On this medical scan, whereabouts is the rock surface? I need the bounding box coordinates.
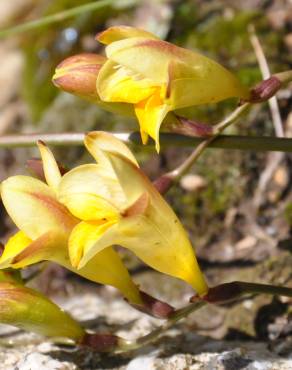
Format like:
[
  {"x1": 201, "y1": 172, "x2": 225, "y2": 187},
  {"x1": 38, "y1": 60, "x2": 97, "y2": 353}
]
[{"x1": 0, "y1": 283, "x2": 291, "y2": 370}]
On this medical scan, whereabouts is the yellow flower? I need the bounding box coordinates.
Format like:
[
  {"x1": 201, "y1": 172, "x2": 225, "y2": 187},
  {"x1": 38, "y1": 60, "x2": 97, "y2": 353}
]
[
  {"x1": 97, "y1": 26, "x2": 249, "y2": 151},
  {"x1": 53, "y1": 26, "x2": 249, "y2": 152},
  {"x1": 57, "y1": 131, "x2": 208, "y2": 296},
  {"x1": 0, "y1": 142, "x2": 141, "y2": 304}
]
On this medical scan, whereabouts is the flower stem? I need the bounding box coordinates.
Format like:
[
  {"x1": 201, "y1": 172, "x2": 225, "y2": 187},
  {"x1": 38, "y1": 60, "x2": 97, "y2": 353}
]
[
  {"x1": 93, "y1": 281, "x2": 292, "y2": 353},
  {"x1": 166, "y1": 103, "x2": 250, "y2": 181},
  {"x1": 201, "y1": 281, "x2": 292, "y2": 304},
  {"x1": 1, "y1": 132, "x2": 292, "y2": 152},
  {"x1": 0, "y1": 0, "x2": 117, "y2": 39},
  {"x1": 275, "y1": 70, "x2": 292, "y2": 84},
  {"x1": 115, "y1": 300, "x2": 207, "y2": 353},
  {"x1": 160, "y1": 68, "x2": 292, "y2": 188},
  {"x1": 120, "y1": 282, "x2": 292, "y2": 353}
]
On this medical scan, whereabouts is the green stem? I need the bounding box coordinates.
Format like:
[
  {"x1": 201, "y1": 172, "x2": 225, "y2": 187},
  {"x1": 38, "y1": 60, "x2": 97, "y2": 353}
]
[
  {"x1": 1, "y1": 132, "x2": 292, "y2": 152},
  {"x1": 275, "y1": 70, "x2": 292, "y2": 84},
  {"x1": 0, "y1": 132, "x2": 85, "y2": 147},
  {"x1": 113, "y1": 281, "x2": 292, "y2": 353},
  {"x1": 213, "y1": 103, "x2": 250, "y2": 133},
  {"x1": 202, "y1": 281, "x2": 292, "y2": 304},
  {"x1": 116, "y1": 300, "x2": 207, "y2": 353},
  {"x1": 163, "y1": 68, "x2": 292, "y2": 184},
  {"x1": 166, "y1": 103, "x2": 250, "y2": 180},
  {"x1": 240, "y1": 282, "x2": 292, "y2": 297},
  {"x1": 0, "y1": 0, "x2": 117, "y2": 38}
]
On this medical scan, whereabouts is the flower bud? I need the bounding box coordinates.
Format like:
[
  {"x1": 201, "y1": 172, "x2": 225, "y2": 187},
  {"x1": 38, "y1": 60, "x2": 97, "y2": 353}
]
[
  {"x1": 248, "y1": 76, "x2": 282, "y2": 103},
  {"x1": 53, "y1": 53, "x2": 135, "y2": 117},
  {"x1": 0, "y1": 282, "x2": 84, "y2": 339},
  {"x1": 52, "y1": 53, "x2": 106, "y2": 101}
]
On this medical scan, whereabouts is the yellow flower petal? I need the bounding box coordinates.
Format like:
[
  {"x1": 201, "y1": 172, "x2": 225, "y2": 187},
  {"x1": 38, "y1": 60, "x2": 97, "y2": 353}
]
[
  {"x1": 97, "y1": 60, "x2": 157, "y2": 104},
  {"x1": 11, "y1": 231, "x2": 68, "y2": 269},
  {"x1": 9, "y1": 228, "x2": 141, "y2": 304},
  {"x1": 1, "y1": 176, "x2": 77, "y2": 240},
  {"x1": 79, "y1": 213, "x2": 208, "y2": 296},
  {"x1": 135, "y1": 92, "x2": 170, "y2": 152},
  {"x1": 85, "y1": 131, "x2": 138, "y2": 167},
  {"x1": 68, "y1": 220, "x2": 116, "y2": 268},
  {"x1": 97, "y1": 25, "x2": 159, "y2": 45},
  {"x1": 37, "y1": 141, "x2": 62, "y2": 193},
  {"x1": 79, "y1": 247, "x2": 142, "y2": 304},
  {"x1": 58, "y1": 164, "x2": 126, "y2": 214},
  {"x1": 166, "y1": 59, "x2": 249, "y2": 109},
  {"x1": 68, "y1": 220, "x2": 141, "y2": 303},
  {"x1": 104, "y1": 37, "x2": 249, "y2": 101},
  {"x1": 104, "y1": 37, "x2": 170, "y2": 84},
  {"x1": 108, "y1": 152, "x2": 208, "y2": 295},
  {"x1": 0, "y1": 231, "x2": 32, "y2": 269},
  {"x1": 60, "y1": 192, "x2": 120, "y2": 222},
  {"x1": 79, "y1": 151, "x2": 208, "y2": 296}
]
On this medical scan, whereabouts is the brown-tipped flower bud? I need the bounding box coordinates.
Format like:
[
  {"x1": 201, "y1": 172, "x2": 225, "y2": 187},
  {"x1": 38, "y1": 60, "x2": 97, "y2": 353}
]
[
  {"x1": 248, "y1": 76, "x2": 282, "y2": 103},
  {"x1": 52, "y1": 53, "x2": 106, "y2": 101}
]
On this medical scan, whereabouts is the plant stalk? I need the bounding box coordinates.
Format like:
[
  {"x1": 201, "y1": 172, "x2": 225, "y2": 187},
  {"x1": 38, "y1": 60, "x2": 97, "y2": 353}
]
[
  {"x1": 113, "y1": 281, "x2": 292, "y2": 353},
  {"x1": 115, "y1": 300, "x2": 207, "y2": 352},
  {"x1": 166, "y1": 103, "x2": 250, "y2": 181},
  {"x1": 0, "y1": 0, "x2": 117, "y2": 38},
  {"x1": 1, "y1": 132, "x2": 292, "y2": 152}
]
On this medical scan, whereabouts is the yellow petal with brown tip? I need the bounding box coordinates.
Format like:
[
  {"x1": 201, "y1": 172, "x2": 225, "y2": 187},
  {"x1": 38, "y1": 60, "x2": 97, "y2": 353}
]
[
  {"x1": 37, "y1": 141, "x2": 62, "y2": 192},
  {"x1": 1, "y1": 176, "x2": 77, "y2": 240},
  {"x1": 8, "y1": 229, "x2": 141, "y2": 304},
  {"x1": 85, "y1": 131, "x2": 138, "y2": 167}
]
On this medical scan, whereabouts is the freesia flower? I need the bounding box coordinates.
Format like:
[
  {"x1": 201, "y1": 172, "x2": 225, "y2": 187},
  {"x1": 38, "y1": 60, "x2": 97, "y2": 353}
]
[
  {"x1": 0, "y1": 142, "x2": 141, "y2": 304},
  {"x1": 56, "y1": 131, "x2": 208, "y2": 296},
  {"x1": 53, "y1": 26, "x2": 249, "y2": 151}
]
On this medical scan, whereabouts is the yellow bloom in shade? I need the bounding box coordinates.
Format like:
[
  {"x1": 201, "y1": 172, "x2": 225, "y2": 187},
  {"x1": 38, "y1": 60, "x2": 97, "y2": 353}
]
[
  {"x1": 96, "y1": 26, "x2": 249, "y2": 151},
  {"x1": 0, "y1": 142, "x2": 141, "y2": 304},
  {"x1": 57, "y1": 131, "x2": 208, "y2": 296}
]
